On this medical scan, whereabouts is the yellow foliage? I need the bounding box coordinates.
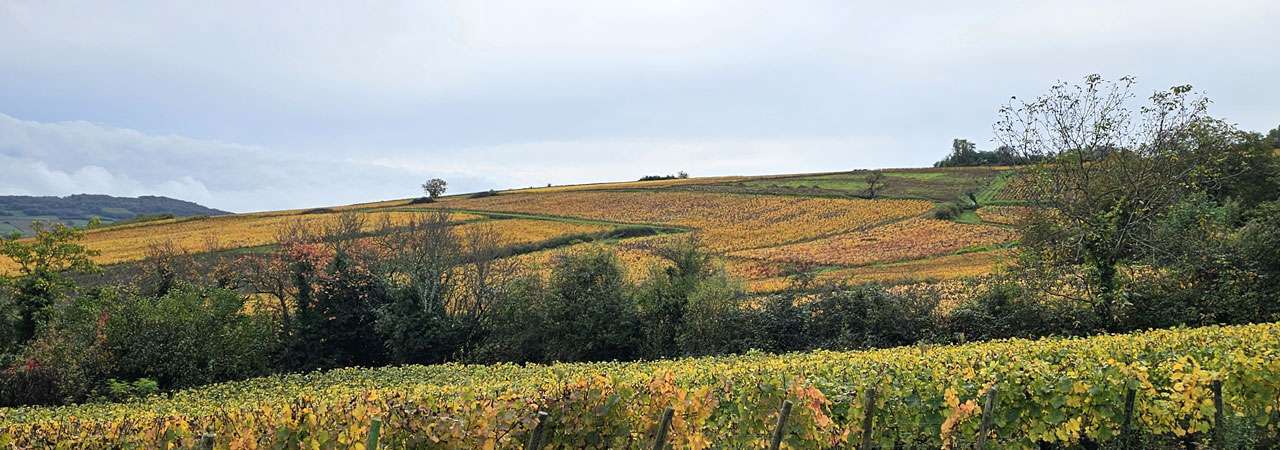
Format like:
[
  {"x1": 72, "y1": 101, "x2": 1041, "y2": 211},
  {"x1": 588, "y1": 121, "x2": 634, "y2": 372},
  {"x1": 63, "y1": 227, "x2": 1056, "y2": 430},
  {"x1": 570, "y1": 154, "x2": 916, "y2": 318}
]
[
  {"x1": 3, "y1": 323, "x2": 1276, "y2": 449},
  {"x1": 733, "y1": 218, "x2": 1014, "y2": 267},
  {"x1": 432, "y1": 191, "x2": 932, "y2": 252}
]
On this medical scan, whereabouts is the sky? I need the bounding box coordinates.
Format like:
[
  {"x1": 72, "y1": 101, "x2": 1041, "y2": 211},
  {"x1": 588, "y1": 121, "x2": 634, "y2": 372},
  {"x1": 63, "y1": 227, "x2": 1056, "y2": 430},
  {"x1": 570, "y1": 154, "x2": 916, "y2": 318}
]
[{"x1": 2, "y1": 1, "x2": 1278, "y2": 213}]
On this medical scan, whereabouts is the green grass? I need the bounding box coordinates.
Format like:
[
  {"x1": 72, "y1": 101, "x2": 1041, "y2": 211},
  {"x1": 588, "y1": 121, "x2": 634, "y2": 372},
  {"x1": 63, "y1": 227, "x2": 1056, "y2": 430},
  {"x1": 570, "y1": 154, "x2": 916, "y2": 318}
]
[
  {"x1": 730, "y1": 167, "x2": 1007, "y2": 202},
  {"x1": 954, "y1": 210, "x2": 982, "y2": 224}
]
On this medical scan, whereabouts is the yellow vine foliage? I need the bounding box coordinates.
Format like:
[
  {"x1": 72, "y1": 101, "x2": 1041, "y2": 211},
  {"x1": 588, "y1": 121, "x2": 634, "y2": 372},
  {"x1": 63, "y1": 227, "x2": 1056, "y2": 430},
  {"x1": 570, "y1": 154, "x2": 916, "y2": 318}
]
[
  {"x1": 431, "y1": 191, "x2": 933, "y2": 252},
  {"x1": 472, "y1": 219, "x2": 614, "y2": 247},
  {"x1": 1, "y1": 211, "x2": 480, "y2": 272},
  {"x1": 2, "y1": 323, "x2": 1277, "y2": 449},
  {"x1": 975, "y1": 206, "x2": 1034, "y2": 226},
  {"x1": 732, "y1": 218, "x2": 1014, "y2": 267},
  {"x1": 505, "y1": 241, "x2": 669, "y2": 284}
]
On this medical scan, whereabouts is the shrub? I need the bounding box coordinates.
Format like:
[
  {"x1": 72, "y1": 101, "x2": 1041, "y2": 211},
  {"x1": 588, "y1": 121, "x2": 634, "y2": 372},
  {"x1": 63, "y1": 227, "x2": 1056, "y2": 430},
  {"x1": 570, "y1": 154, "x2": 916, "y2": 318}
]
[
  {"x1": 930, "y1": 202, "x2": 963, "y2": 220},
  {"x1": 468, "y1": 190, "x2": 499, "y2": 199},
  {"x1": 540, "y1": 247, "x2": 639, "y2": 362},
  {"x1": 102, "y1": 378, "x2": 158, "y2": 402},
  {"x1": 806, "y1": 285, "x2": 941, "y2": 350},
  {"x1": 407, "y1": 196, "x2": 435, "y2": 205}
]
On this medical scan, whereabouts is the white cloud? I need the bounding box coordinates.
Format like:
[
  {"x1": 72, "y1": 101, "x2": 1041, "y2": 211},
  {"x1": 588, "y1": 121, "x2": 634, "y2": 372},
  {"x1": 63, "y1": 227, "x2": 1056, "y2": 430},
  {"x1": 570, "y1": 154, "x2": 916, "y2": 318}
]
[
  {"x1": 1, "y1": 1, "x2": 1276, "y2": 211},
  {"x1": 0, "y1": 113, "x2": 463, "y2": 212}
]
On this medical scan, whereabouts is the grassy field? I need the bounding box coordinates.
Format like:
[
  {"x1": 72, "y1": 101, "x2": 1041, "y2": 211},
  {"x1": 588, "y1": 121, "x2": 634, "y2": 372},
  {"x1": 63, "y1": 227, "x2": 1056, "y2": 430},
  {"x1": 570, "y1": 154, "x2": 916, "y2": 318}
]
[{"x1": 4, "y1": 167, "x2": 1027, "y2": 290}]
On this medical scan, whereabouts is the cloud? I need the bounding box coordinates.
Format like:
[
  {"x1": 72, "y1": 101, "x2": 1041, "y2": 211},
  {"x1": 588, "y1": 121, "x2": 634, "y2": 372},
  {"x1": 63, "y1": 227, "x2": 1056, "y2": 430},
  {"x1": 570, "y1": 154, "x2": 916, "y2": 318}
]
[
  {"x1": 0, "y1": 113, "x2": 496, "y2": 212},
  {"x1": 1, "y1": 1, "x2": 1277, "y2": 211},
  {"x1": 2, "y1": 112, "x2": 927, "y2": 211}
]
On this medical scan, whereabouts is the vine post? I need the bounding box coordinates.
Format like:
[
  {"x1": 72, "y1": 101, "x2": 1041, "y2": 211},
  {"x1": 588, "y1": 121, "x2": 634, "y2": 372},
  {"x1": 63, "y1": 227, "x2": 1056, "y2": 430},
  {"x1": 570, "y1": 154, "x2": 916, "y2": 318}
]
[
  {"x1": 975, "y1": 385, "x2": 998, "y2": 450},
  {"x1": 770, "y1": 400, "x2": 793, "y2": 450}
]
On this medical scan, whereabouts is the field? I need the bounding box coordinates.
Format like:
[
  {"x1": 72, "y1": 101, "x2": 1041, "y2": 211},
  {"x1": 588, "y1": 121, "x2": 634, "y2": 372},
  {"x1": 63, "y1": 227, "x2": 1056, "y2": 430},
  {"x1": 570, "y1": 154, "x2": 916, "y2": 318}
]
[
  {"x1": 3, "y1": 167, "x2": 1027, "y2": 290},
  {"x1": 728, "y1": 166, "x2": 1008, "y2": 201},
  {"x1": 2, "y1": 322, "x2": 1275, "y2": 449},
  {"x1": 429, "y1": 191, "x2": 934, "y2": 252},
  {"x1": 731, "y1": 218, "x2": 1014, "y2": 267}
]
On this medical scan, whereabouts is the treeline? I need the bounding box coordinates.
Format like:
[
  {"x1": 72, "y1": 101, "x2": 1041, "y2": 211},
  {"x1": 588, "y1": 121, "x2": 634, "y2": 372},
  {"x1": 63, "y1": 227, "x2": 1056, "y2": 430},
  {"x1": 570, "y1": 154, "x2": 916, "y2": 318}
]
[
  {"x1": 933, "y1": 139, "x2": 1040, "y2": 167},
  {"x1": 638, "y1": 171, "x2": 689, "y2": 181}
]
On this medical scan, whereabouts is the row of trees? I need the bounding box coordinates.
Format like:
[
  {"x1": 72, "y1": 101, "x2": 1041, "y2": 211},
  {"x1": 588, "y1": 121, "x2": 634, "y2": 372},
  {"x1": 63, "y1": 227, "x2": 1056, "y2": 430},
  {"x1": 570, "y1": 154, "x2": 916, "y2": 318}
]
[{"x1": 933, "y1": 139, "x2": 1041, "y2": 167}]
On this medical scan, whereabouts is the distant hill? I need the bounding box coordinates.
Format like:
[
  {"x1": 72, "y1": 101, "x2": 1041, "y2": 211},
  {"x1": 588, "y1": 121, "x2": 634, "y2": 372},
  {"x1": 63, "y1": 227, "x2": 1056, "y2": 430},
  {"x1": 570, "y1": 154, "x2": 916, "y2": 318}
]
[{"x1": 0, "y1": 194, "x2": 229, "y2": 236}]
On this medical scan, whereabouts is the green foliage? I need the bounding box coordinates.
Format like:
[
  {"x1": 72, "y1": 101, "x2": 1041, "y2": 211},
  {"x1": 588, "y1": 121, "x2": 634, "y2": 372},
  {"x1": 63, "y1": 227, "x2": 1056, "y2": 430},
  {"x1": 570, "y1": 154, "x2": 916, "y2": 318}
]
[
  {"x1": 102, "y1": 378, "x2": 158, "y2": 402},
  {"x1": 934, "y1": 139, "x2": 1036, "y2": 167},
  {"x1": 930, "y1": 202, "x2": 963, "y2": 220},
  {"x1": 88, "y1": 286, "x2": 274, "y2": 392},
  {"x1": 542, "y1": 247, "x2": 639, "y2": 362},
  {"x1": 289, "y1": 253, "x2": 388, "y2": 370},
  {"x1": 635, "y1": 236, "x2": 718, "y2": 359},
  {"x1": 806, "y1": 285, "x2": 940, "y2": 349},
  {"x1": 9, "y1": 323, "x2": 1279, "y2": 449},
  {"x1": 0, "y1": 222, "x2": 99, "y2": 348}
]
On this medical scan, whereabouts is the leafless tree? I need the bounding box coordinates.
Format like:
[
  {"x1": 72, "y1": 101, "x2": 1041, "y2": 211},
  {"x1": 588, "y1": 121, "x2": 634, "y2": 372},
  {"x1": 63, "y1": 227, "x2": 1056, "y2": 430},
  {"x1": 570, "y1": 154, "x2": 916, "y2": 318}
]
[{"x1": 138, "y1": 239, "x2": 192, "y2": 297}]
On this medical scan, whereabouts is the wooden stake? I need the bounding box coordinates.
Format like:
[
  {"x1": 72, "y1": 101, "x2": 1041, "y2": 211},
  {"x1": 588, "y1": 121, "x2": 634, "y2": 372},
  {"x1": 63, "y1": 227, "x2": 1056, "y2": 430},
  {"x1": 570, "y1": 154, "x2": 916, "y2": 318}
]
[
  {"x1": 1120, "y1": 387, "x2": 1136, "y2": 450},
  {"x1": 198, "y1": 432, "x2": 215, "y2": 450},
  {"x1": 650, "y1": 407, "x2": 674, "y2": 450},
  {"x1": 770, "y1": 400, "x2": 794, "y2": 450},
  {"x1": 525, "y1": 411, "x2": 549, "y2": 450},
  {"x1": 860, "y1": 387, "x2": 878, "y2": 450},
  {"x1": 1211, "y1": 380, "x2": 1224, "y2": 447},
  {"x1": 975, "y1": 386, "x2": 998, "y2": 450}
]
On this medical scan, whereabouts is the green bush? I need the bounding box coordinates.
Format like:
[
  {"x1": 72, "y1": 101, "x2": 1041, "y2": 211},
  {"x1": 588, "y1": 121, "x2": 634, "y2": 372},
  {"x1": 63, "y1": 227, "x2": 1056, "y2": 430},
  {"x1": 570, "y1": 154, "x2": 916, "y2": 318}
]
[
  {"x1": 930, "y1": 202, "x2": 963, "y2": 220},
  {"x1": 99, "y1": 286, "x2": 276, "y2": 391},
  {"x1": 102, "y1": 378, "x2": 158, "y2": 402},
  {"x1": 541, "y1": 247, "x2": 639, "y2": 362}
]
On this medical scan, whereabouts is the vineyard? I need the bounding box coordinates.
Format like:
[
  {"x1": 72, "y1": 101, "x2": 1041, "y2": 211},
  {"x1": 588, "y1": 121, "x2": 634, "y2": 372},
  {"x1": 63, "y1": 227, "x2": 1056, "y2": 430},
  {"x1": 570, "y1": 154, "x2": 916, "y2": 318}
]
[
  {"x1": 3, "y1": 167, "x2": 1026, "y2": 291},
  {"x1": 1, "y1": 323, "x2": 1276, "y2": 449},
  {"x1": 731, "y1": 218, "x2": 1014, "y2": 267},
  {"x1": 431, "y1": 191, "x2": 935, "y2": 252}
]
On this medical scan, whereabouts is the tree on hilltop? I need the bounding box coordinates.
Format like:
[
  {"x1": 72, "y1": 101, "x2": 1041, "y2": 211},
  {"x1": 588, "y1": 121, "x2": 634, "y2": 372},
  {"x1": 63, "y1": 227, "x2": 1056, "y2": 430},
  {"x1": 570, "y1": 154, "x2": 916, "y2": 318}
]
[{"x1": 421, "y1": 178, "x2": 448, "y2": 199}]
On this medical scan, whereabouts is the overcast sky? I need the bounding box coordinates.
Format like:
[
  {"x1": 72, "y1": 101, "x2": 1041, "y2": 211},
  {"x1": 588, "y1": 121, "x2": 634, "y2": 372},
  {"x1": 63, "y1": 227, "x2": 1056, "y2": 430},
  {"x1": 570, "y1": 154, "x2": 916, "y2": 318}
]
[{"x1": 2, "y1": 1, "x2": 1277, "y2": 212}]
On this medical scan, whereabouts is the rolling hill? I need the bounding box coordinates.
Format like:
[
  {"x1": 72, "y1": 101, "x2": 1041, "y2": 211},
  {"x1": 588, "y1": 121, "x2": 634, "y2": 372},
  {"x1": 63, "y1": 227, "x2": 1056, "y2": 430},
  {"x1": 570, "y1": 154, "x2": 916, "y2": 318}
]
[
  {"x1": 2, "y1": 167, "x2": 1023, "y2": 290},
  {"x1": 0, "y1": 194, "x2": 229, "y2": 236}
]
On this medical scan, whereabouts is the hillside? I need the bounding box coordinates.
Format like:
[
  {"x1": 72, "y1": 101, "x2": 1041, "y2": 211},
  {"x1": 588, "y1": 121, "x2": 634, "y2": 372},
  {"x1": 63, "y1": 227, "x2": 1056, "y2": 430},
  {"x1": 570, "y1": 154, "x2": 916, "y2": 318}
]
[
  {"x1": 5, "y1": 167, "x2": 1020, "y2": 290},
  {"x1": 0, "y1": 194, "x2": 229, "y2": 236}
]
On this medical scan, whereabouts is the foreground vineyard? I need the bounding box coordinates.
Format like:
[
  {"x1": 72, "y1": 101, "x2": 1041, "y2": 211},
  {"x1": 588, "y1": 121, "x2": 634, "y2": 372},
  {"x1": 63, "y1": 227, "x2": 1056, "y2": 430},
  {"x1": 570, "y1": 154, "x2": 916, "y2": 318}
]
[{"x1": 2, "y1": 323, "x2": 1277, "y2": 449}]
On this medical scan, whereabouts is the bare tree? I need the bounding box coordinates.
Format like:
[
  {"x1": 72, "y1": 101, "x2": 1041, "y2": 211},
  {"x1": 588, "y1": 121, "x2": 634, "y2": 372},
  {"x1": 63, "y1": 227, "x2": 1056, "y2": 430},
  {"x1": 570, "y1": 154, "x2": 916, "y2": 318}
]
[
  {"x1": 138, "y1": 239, "x2": 191, "y2": 297},
  {"x1": 456, "y1": 222, "x2": 519, "y2": 328},
  {"x1": 321, "y1": 211, "x2": 366, "y2": 259},
  {"x1": 864, "y1": 170, "x2": 887, "y2": 199}
]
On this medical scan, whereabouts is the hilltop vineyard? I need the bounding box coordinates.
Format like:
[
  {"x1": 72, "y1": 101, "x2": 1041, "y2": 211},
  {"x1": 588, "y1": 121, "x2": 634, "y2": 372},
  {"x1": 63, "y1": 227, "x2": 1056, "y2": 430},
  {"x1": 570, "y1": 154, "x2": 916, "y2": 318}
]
[{"x1": 2, "y1": 323, "x2": 1276, "y2": 449}]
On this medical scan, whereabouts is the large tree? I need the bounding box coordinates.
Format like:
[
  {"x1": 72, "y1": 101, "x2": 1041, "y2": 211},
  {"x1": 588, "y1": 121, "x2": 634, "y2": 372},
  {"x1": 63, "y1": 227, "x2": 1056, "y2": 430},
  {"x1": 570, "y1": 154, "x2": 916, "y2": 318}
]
[{"x1": 994, "y1": 75, "x2": 1238, "y2": 322}]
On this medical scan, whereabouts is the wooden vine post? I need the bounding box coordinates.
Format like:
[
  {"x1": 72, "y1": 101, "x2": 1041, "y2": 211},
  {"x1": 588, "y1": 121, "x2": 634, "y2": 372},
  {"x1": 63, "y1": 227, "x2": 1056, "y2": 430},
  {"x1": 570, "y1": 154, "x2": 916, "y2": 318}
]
[
  {"x1": 770, "y1": 400, "x2": 794, "y2": 450},
  {"x1": 1211, "y1": 380, "x2": 1224, "y2": 447},
  {"x1": 198, "y1": 432, "x2": 215, "y2": 450},
  {"x1": 650, "y1": 407, "x2": 674, "y2": 450},
  {"x1": 1120, "y1": 387, "x2": 1137, "y2": 450},
  {"x1": 859, "y1": 387, "x2": 878, "y2": 450},
  {"x1": 975, "y1": 385, "x2": 998, "y2": 450},
  {"x1": 525, "y1": 411, "x2": 550, "y2": 450}
]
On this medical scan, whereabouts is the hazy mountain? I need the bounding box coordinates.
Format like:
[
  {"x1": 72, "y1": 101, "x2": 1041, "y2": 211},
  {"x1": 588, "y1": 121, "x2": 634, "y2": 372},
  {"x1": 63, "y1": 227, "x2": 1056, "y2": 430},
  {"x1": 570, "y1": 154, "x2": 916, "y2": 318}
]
[{"x1": 0, "y1": 194, "x2": 229, "y2": 235}]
